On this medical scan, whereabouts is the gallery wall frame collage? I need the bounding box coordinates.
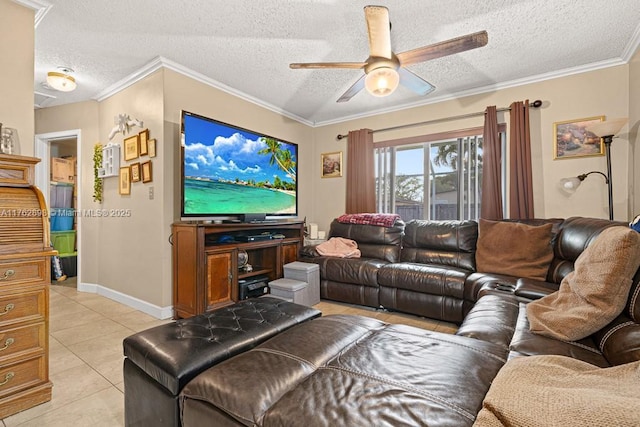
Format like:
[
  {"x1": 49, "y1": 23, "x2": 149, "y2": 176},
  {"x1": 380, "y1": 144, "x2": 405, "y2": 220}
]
[{"x1": 119, "y1": 128, "x2": 156, "y2": 195}]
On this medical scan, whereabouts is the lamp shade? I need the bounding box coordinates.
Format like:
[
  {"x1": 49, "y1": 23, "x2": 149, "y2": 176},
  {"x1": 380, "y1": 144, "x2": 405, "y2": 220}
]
[
  {"x1": 365, "y1": 67, "x2": 399, "y2": 97},
  {"x1": 47, "y1": 71, "x2": 77, "y2": 92},
  {"x1": 585, "y1": 117, "x2": 628, "y2": 137},
  {"x1": 559, "y1": 177, "x2": 582, "y2": 193}
]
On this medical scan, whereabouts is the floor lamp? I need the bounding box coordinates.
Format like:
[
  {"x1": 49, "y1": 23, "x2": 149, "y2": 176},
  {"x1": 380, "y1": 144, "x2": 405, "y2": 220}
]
[{"x1": 561, "y1": 118, "x2": 628, "y2": 220}]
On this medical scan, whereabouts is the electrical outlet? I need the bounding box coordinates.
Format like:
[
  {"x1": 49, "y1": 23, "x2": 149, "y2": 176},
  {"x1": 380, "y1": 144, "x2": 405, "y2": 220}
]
[{"x1": 149, "y1": 186, "x2": 154, "y2": 200}]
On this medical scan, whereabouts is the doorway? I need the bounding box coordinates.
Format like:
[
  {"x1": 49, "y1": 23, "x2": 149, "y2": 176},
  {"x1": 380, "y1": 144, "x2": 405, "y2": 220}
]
[{"x1": 35, "y1": 130, "x2": 82, "y2": 288}]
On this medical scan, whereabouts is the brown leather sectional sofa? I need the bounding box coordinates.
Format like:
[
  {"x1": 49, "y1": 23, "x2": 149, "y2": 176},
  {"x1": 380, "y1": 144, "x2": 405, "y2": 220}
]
[
  {"x1": 124, "y1": 216, "x2": 640, "y2": 426},
  {"x1": 301, "y1": 216, "x2": 613, "y2": 324}
]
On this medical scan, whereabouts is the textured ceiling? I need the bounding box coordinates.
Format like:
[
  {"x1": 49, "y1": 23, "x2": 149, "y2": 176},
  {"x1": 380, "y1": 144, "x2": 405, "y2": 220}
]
[{"x1": 30, "y1": 0, "x2": 640, "y2": 125}]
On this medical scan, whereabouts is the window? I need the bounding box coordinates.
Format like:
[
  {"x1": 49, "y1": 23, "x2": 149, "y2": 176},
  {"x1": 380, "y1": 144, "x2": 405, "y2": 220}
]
[{"x1": 375, "y1": 129, "x2": 505, "y2": 222}]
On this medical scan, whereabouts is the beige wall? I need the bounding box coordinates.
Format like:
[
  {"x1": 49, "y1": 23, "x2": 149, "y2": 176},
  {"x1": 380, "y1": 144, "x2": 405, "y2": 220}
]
[
  {"x1": 93, "y1": 72, "x2": 166, "y2": 305},
  {"x1": 630, "y1": 49, "x2": 640, "y2": 216},
  {"x1": 311, "y1": 65, "x2": 631, "y2": 232},
  {"x1": 0, "y1": 0, "x2": 34, "y2": 155}
]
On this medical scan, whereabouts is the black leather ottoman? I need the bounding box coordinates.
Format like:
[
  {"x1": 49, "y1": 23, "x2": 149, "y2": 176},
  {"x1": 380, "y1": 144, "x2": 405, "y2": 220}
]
[{"x1": 123, "y1": 297, "x2": 321, "y2": 427}]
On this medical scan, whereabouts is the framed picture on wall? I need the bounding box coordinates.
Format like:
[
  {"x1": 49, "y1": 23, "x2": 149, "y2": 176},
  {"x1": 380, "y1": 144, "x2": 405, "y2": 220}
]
[
  {"x1": 142, "y1": 160, "x2": 152, "y2": 183},
  {"x1": 130, "y1": 162, "x2": 141, "y2": 182},
  {"x1": 553, "y1": 116, "x2": 605, "y2": 159},
  {"x1": 321, "y1": 151, "x2": 343, "y2": 178},
  {"x1": 119, "y1": 166, "x2": 131, "y2": 195},
  {"x1": 148, "y1": 138, "x2": 156, "y2": 158},
  {"x1": 139, "y1": 129, "x2": 149, "y2": 156},
  {"x1": 124, "y1": 135, "x2": 139, "y2": 161}
]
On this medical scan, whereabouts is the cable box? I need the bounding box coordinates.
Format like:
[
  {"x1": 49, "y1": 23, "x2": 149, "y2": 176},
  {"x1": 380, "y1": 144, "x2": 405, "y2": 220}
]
[{"x1": 236, "y1": 234, "x2": 273, "y2": 242}]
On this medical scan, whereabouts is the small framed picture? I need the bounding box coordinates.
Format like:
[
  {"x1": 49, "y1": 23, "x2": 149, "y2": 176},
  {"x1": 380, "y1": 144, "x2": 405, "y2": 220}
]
[
  {"x1": 553, "y1": 116, "x2": 605, "y2": 160},
  {"x1": 139, "y1": 129, "x2": 149, "y2": 156},
  {"x1": 124, "y1": 135, "x2": 139, "y2": 161},
  {"x1": 148, "y1": 138, "x2": 156, "y2": 158},
  {"x1": 142, "y1": 160, "x2": 152, "y2": 183},
  {"x1": 321, "y1": 151, "x2": 343, "y2": 178},
  {"x1": 119, "y1": 166, "x2": 131, "y2": 195},
  {"x1": 130, "y1": 162, "x2": 141, "y2": 182}
]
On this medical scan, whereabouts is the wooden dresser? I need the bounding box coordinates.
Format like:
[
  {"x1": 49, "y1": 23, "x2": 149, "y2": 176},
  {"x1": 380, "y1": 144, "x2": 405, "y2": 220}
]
[{"x1": 0, "y1": 154, "x2": 55, "y2": 418}]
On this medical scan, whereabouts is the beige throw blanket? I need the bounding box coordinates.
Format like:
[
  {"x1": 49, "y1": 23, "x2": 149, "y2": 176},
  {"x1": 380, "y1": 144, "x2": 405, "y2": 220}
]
[
  {"x1": 526, "y1": 226, "x2": 640, "y2": 341},
  {"x1": 474, "y1": 355, "x2": 640, "y2": 427},
  {"x1": 315, "y1": 237, "x2": 361, "y2": 258}
]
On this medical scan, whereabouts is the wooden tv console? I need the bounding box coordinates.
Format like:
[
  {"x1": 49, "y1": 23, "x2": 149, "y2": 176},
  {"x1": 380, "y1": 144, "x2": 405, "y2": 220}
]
[{"x1": 171, "y1": 220, "x2": 304, "y2": 319}]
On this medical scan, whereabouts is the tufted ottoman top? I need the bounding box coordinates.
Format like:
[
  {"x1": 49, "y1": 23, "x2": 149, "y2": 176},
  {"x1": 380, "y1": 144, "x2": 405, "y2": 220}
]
[{"x1": 123, "y1": 297, "x2": 321, "y2": 395}]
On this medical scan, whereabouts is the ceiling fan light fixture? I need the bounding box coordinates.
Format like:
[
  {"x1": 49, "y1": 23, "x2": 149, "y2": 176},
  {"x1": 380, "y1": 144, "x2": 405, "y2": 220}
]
[
  {"x1": 365, "y1": 67, "x2": 399, "y2": 97},
  {"x1": 46, "y1": 69, "x2": 77, "y2": 92}
]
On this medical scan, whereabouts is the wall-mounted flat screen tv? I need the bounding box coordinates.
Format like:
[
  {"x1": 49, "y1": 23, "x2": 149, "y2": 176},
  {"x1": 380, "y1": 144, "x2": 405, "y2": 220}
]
[{"x1": 180, "y1": 111, "x2": 298, "y2": 219}]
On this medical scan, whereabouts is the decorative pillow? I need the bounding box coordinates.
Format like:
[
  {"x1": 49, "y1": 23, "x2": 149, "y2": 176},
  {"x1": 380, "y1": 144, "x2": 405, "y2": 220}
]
[
  {"x1": 527, "y1": 226, "x2": 640, "y2": 341},
  {"x1": 475, "y1": 219, "x2": 554, "y2": 281}
]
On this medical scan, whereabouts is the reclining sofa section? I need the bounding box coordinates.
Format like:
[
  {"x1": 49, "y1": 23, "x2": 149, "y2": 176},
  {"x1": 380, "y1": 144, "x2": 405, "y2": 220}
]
[{"x1": 303, "y1": 216, "x2": 625, "y2": 324}]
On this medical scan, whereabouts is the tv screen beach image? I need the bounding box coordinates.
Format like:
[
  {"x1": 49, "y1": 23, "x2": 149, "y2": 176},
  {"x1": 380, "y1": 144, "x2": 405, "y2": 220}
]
[{"x1": 182, "y1": 113, "x2": 297, "y2": 215}]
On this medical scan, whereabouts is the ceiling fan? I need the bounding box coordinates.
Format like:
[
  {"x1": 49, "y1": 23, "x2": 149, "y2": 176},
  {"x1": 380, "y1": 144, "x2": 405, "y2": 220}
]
[{"x1": 290, "y1": 5, "x2": 488, "y2": 103}]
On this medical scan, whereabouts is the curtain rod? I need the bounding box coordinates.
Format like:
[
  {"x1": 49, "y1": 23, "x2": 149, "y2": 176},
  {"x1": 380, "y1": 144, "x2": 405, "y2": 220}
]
[{"x1": 336, "y1": 99, "x2": 543, "y2": 140}]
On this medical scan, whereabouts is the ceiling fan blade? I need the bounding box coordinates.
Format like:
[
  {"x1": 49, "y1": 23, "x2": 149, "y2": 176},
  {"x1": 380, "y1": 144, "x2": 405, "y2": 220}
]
[
  {"x1": 398, "y1": 68, "x2": 435, "y2": 96},
  {"x1": 290, "y1": 62, "x2": 366, "y2": 70},
  {"x1": 397, "y1": 30, "x2": 488, "y2": 66},
  {"x1": 365, "y1": 5, "x2": 392, "y2": 59},
  {"x1": 337, "y1": 75, "x2": 365, "y2": 103}
]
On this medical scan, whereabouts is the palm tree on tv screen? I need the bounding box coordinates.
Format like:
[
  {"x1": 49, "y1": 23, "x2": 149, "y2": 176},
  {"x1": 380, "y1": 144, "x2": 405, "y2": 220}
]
[{"x1": 258, "y1": 137, "x2": 297, "y2": 182}]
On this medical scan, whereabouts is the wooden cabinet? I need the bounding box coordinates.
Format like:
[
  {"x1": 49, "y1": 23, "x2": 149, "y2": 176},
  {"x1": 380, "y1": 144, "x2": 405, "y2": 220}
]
[
  {"x1": 172, "y1": 220, "x2": 304, "y2": 319},
  {"x1": 0, "y1": 154, "x2": 55, "y2": 418}
]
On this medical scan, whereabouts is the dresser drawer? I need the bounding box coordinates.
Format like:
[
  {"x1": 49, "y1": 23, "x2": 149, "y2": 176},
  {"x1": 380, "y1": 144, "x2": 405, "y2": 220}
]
[
  {"x1": 0, "y1": 258, "x2": 48, "y2": 287},
  {"x1": 0, "y1": 355, "x2": 47, "y2": 399},
  {"x1": 0, "y1": 323, "x2": 45, "y2": 362},
  {"x1": 0, "y1": 289, "x2": 46, "y2": 327}
]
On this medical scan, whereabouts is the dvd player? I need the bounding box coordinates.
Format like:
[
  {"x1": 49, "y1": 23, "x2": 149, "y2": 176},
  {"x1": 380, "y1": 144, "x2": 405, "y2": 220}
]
[{"x1": 236, "y1": 234, "x2": 272, "y2": 242}]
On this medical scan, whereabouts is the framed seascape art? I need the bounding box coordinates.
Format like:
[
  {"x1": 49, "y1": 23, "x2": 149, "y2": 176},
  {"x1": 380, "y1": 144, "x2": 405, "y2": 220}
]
[
  {"x1": 553, "y1": 116, "x2": 604, "y2": 160},
  {"x1": 124, "y1": 135, "x2": 139, "y2": 161},
  {"x1": 321, "y1": 151, "x2": 343, "y2": 178},
  {"x1": 119, "y1": 166, "x2": 131, "y2": 195}
]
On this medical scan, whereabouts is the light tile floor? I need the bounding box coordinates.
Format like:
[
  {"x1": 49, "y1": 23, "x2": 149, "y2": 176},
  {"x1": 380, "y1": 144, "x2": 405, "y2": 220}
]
[{"x1": 1, "y1": 281, "x2": 457, "y2": 426}]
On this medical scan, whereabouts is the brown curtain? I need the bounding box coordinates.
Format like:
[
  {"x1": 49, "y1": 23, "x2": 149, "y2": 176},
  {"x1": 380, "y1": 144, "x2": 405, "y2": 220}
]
[
  {"x1": 346, "y1": 128, "x2": 375, "y2": 213},
  {"x1": 481, "y1": 105, "x2": 503, "y2": 220},
  {"x1": 509, "y1": 100, "x2": 535, "y2": 219}
]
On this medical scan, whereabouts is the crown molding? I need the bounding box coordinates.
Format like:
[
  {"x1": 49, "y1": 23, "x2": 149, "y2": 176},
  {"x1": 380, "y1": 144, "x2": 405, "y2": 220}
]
[
  {"x1": 90, "y1": 51, "x2": 629, "y2": 129},
  {"x1": 12, "y1": 0, "x2": 51, "y2": 27},
  {"x1": 93, "y1": 56, "x2": 164, "y2": 102},
  {"x1": 314, "y1": 57, "x2": 627, "y2": 127},
  {"x1": 93, "y1": 56, "x2": 315, "y2": 127},
  {"x1": 622, "y1": 22, "x2": 640, "y2": 62}
]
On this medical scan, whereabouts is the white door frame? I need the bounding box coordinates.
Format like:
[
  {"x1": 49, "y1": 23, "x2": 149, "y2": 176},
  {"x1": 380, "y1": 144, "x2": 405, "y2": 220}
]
[{"x1": 35, "y1": 129, "x2": 82, "y2": 285}]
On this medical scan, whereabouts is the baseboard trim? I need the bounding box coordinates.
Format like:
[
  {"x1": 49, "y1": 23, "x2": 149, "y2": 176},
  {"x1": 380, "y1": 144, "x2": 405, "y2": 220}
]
[{"x1": 77, "y1": 282, "x2": 173, "y2": 319}]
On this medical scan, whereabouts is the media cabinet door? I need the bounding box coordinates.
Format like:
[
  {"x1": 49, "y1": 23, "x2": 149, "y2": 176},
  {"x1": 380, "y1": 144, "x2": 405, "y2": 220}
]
[
  {"x1": 281, "y1": 242, "x2": 299, "y2": 267},
  {"x1": 205, "y1": 252, "x2": 234, "y2": 310}
]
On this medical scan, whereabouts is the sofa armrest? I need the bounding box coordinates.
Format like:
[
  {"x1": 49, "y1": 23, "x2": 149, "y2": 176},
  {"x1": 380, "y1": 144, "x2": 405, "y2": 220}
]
[
  {"x1": 300, "y1": 245, "x2": 320, "y2": 257},
  {"x1": 514, "y1": 278, "x2": 559, "y2": 300}
]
